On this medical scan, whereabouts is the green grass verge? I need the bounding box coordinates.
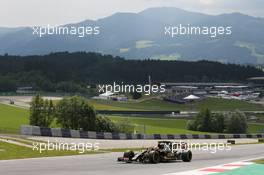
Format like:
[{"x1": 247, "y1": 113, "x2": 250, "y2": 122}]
[
  {"x1": 0, "y1": 141, "x2": 100, "y2": 160},
  {"x1": 90, "y1": 97, "x2": 264, "y2": 111},
  {"x1": 0, "y1": 104, "x2": 29, "y2": 134},
  {"x1": 108, "y1": 115, "x2": 264, "y2": 134},
  {"x1": 248, "y1": 123, "x2": 264, "y2": 133},
  {"x1": 109, "y1": 115, "x2": 209, "y2": 134},
  {"x1": 254, "y1": 159, "x2": 264, "y2": 164},
  {"x1": 102, "y1": 148, "x2": 144, "y2": 152}
]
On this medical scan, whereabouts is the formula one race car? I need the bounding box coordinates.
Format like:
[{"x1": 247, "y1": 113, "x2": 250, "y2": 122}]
[{"x1": 117, "y1": 141, "x2": 192, "y2": 163}]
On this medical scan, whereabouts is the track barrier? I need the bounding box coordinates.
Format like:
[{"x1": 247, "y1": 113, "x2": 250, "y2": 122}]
[{"x1": 21, "y1": 125, "x2": 264, "y2": 140}]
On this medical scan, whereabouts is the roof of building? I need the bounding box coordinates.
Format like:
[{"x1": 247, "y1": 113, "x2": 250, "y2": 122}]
[
  {"x1": 183, "y1": 94, "x2": 200, "y2": 100},
  {"x1": 99, "y1": 91, "x2": 114, "y2": 97}
]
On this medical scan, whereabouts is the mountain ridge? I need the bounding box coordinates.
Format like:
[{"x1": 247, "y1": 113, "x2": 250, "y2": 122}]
[{"x1": 0, "y1": 7, "x2": 264, "y2": 64}]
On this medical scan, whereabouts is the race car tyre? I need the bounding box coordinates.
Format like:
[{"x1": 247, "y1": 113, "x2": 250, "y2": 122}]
[
  {"x1": 123, "y1": 151, "x2": 135, "y2": 160},
  {"x1": 182, "y1": 150, "x2": 192, "y2": 162},
  {"x1": 149, "y1": 151, "x2": 160, "y2": 163}
]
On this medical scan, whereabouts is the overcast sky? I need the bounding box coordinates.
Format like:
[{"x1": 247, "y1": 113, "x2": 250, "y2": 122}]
[{"x1": 1, "y1": 0, "x2": 263, "y2": 27}]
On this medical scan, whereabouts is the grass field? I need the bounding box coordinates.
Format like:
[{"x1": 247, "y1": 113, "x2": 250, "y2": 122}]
[
  {"x1": 0, "y1": 100, "x2": 263, "y2": 134},
  {"x1": 90, "y1": 97, "x2": 264, "y2": 111},
  {"x1": 0, "y1": 104, "x2": 29, "y2": 133},
  {"x1": 109, "y1": 115, "x2": 207, "y2": 134},
  {"x1": 0, "y1": 141, "x2": 99, "y2": 160},
  {"x1": 108, "y1": 115, "x2": 264, "y2": 134},
  {"x1": 248, "y1": 123, "x2": 264, "y2": 133},
  {"x1": 254, "y1": 159, "x2": 264, "y2": 164}
]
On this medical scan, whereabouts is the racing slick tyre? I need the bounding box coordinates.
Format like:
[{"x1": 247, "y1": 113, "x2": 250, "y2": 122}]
[
  {"x1": 182, "y1": 150, "x2": 192, "y2": 162},
  {"x1": 123, "y1": 151, "x2": 135, "y2": 161},
  {"x1": 149, "y1": 151, "x2": 160, "y2": 164}
]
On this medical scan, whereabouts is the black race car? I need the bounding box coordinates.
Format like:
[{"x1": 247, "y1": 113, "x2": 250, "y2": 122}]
[{"x1": 117, "y1": 141, "x2": 192, "y2": 163}]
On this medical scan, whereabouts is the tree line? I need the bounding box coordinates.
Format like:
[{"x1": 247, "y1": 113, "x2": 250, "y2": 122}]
[
  {"x1": 187, "y1": 109, "x2": 248, "y2": 134},
  {"x1": 0, "y1": 52, "x2": 263, "y2": 93},
  {"x1": 29, "y1": 95, "x2": 134, "y2": 133},
  {"x1": 30, "y1": 95, "x2": 249, "y2": 134}
]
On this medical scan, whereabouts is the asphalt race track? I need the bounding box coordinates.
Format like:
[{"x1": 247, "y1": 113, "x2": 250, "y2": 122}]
[{"x1": 0, "y1": 144, "x2": 264, "y2": 175}]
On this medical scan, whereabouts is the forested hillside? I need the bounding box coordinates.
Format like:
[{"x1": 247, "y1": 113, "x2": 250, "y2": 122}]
[{"x1": 0, "y1": 52, "x2": 263, "y2": 93}]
